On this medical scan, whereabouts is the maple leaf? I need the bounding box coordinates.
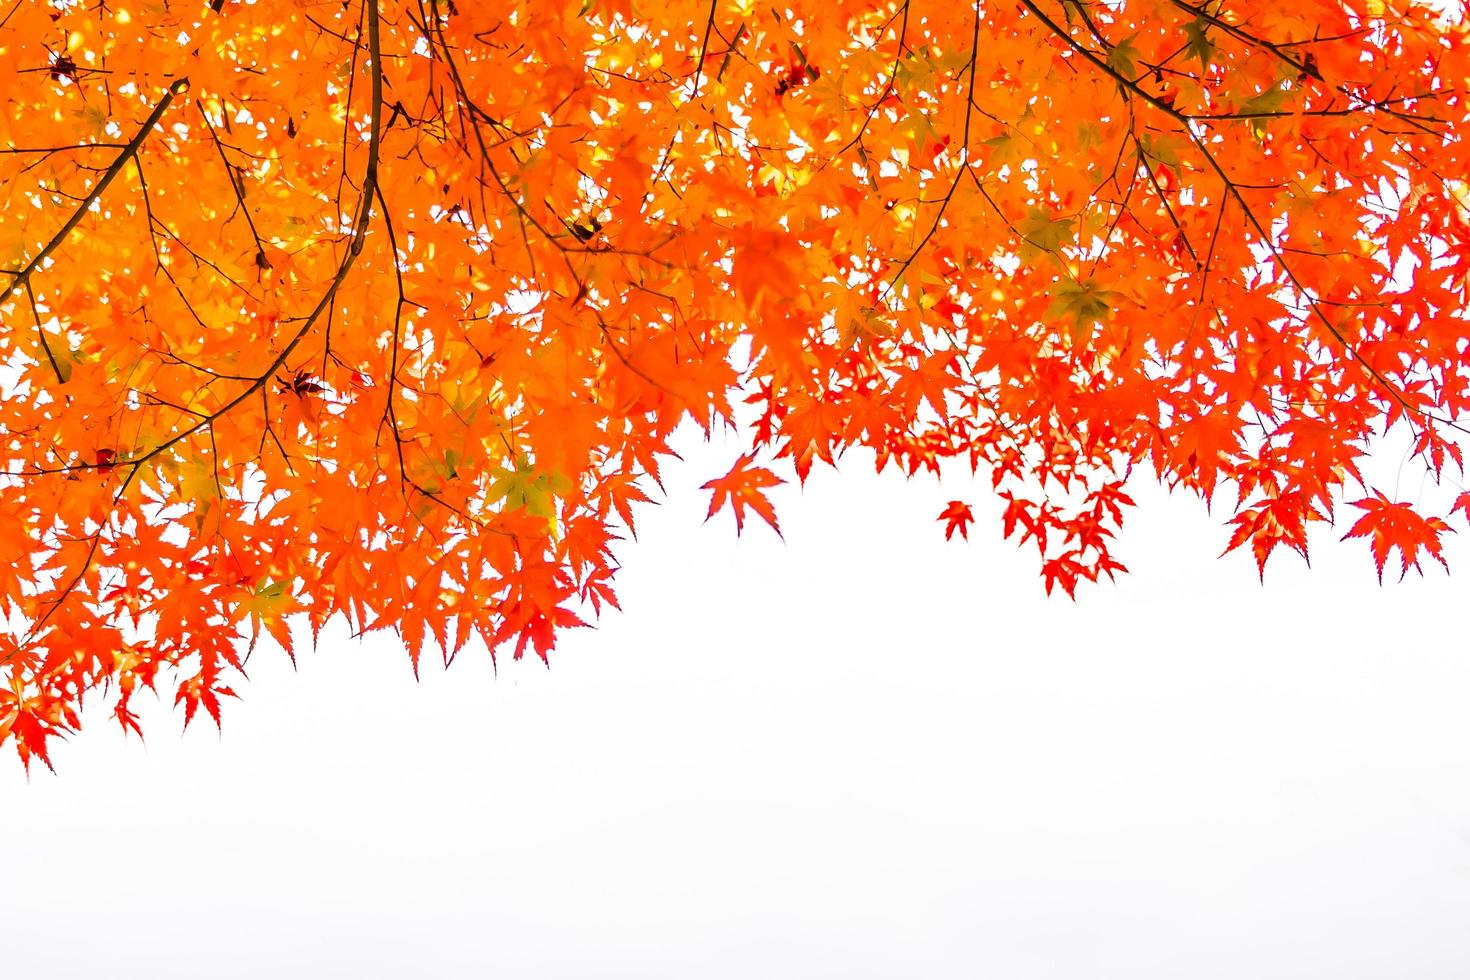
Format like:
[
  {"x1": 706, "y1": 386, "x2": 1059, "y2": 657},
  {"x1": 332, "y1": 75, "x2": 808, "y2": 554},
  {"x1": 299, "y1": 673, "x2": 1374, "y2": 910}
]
[
  {"x1": 1223, "y1": 491, "x2": 1323, "y2": 579},
  {"x1": 702, "y1": 454, "x2": 784, "y2": 538},
  {"x1": 1342, "y1": 491, "x2": 1453, "y2": 583},
  {"x1": 938, "y1": 500, "x2": 975, "y2": 541},
  {"x1": 114, "y1": 699, "x2": 144, "y2": 741},
  {"x1": 1107, "y1": 34, "x2": 1143, "y2": 81},
  {"x1": 1183, "y1": 18, "x2": 1214, "y2": 70},
  {"x1": 495, "y1": 603, "x2": 588, "y2": 664},
  {"x1": 1018, "y1": 209, "x2": 1075, "y2": 259},
  {"x1": 1047, "y1": 278, "x2": 1116, "y2": 345},
  {"x1": 1041, "y1": 551, "x2": 1091, "y2": 600},
  {"x1": 1240, "y1": 83, "x2": 1292, "y2": 139},
  {"x1": 1452, "y1": 492, "x2": 1470, "y2": 525},
  {"x1": 0, "y1": 699, "x2": 64, "y2": 774},
  {"x1": 175, "y1": 676, "x2": 238, "y2": 731}
]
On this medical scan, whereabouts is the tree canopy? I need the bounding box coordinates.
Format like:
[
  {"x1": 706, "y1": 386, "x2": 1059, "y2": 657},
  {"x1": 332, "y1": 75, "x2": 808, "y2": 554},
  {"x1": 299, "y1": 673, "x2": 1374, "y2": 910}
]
[{"x1": 2, "y1": 0, "x2": 1468, "y2": 769}]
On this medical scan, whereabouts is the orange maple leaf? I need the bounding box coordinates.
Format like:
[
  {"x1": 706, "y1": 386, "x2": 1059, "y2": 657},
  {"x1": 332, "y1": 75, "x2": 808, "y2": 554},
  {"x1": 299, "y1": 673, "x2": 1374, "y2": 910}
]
[{"x1": 701, "y1": 453, "x2": 784, "y2": 537}]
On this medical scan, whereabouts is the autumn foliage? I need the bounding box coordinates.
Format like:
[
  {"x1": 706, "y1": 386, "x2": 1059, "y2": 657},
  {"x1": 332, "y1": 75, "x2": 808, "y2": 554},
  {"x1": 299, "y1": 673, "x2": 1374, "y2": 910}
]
[{"x1": 2, "y1": 0, "x2": 1469, "y2": 769}]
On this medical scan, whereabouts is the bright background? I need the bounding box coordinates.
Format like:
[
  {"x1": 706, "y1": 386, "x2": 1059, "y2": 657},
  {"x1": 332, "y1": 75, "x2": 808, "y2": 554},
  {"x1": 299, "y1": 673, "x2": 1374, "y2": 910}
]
[{"x1": 4, "y1": 424, "x2": 1470, "y2": 978}]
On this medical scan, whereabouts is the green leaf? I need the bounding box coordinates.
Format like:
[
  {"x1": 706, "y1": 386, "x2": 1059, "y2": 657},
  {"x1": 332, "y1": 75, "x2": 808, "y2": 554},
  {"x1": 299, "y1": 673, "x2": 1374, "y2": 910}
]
[
  {"x1": 1139, "y1": 132, "x2": 1182, "y2": 167},
  {"x1": 1240, "y1": 83, "x2": 1290, "y2": 139},
  {"x1": 1107, "y1": 35, "x2": 1142, "y2": 82},
  {"x1": 1018, "y1": 209, "x2": 1075, "y2": 260},
  {"x1": 487, "y1": 458, "x2": 569, "y2": 533},
  {"x1": 1184, "y1": 18, "x2": 1214, "y2": 70},
  {"x1": 1047, "y1": 278, "x2": 1116, "y2": 344}
]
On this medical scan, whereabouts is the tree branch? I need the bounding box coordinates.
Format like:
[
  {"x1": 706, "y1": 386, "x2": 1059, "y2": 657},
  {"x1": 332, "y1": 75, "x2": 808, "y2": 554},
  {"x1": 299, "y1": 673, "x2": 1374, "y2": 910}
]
[{"x1": 0, "y1": 77, "x2": 188, "y2": 382}]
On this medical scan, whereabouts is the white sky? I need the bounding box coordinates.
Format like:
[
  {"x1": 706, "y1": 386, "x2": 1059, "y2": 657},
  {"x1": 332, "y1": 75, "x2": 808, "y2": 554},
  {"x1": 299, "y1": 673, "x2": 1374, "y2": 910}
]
[{"x1": 4, "y1": 422, "x2": 1470, "y2": 978}]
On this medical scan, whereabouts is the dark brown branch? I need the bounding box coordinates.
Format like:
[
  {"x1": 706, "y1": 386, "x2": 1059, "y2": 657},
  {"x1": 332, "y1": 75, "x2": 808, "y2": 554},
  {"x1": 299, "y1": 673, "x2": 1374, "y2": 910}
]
[
  {"x1": 133, "y1": 2, "x2": 385, "y2": 470},
  {"x1": 0, "y1": 77, "x2": 188, "y2": 382},
  {"x1": 880, "y1": 0, "x2": 983, "y2": 302}
]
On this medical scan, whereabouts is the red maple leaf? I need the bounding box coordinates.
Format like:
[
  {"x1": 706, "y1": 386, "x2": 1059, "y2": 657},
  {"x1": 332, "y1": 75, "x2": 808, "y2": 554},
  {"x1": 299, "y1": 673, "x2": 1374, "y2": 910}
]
[
  {"x1": 1451, "y1": 490, "x2": 1470, "y2": 524},
  {"x1": 1342, "y1": 490, "x2": 1453, "y2": 582},
  {"x1": 702, "y1": 453, "x2": 784, "y2": 537},
  {"x1": 938, "y1": 500, "x2": 975, "y2": 541}
]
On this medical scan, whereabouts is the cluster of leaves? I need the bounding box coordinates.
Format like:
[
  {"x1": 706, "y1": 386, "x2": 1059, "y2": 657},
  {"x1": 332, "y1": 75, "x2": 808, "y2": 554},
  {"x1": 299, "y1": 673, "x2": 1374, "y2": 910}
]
[{"x1": 1, "y1": 0, "x2": 1469, "y2": 769}]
